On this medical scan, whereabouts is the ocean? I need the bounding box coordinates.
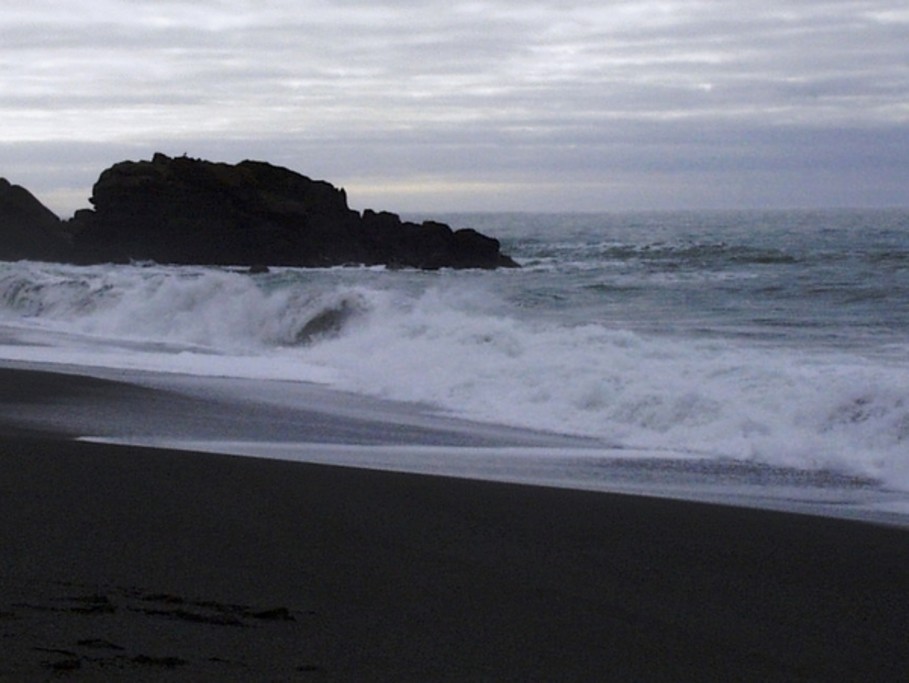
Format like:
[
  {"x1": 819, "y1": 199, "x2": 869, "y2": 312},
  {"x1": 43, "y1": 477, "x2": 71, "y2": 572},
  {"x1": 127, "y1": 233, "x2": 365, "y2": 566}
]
[{"x1": 2, "y1": 209, "x2": 908, "y2": 520}]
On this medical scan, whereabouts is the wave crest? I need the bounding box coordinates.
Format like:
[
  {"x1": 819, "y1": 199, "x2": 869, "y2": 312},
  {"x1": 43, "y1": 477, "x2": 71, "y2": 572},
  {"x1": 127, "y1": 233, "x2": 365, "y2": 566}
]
[{"x1": 0, "y1": 262, "x2": 373, "y2": 351}]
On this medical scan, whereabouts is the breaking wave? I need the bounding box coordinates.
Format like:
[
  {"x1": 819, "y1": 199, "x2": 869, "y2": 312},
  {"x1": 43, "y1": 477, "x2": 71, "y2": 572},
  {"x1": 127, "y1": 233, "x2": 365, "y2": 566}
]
[
  {"x1": 0, "y1": 262, "x2": 369, "y2": 350},
  {"x1": 1, "y1": 260, "x2": 908, "y2": 490}
]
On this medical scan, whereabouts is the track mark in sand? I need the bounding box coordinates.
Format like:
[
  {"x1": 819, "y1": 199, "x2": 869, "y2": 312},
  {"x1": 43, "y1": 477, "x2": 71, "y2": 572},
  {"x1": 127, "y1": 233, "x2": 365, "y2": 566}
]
[
  {"x1": 34, "y1": 647, "x2": 78, "y2": 657},
  {"x1": 76, "y1": 637, "x2": 125, "y2": 651},
  {"x1": 12, "y1": 592, "x2": 116, "y2": 616},
  {"x1": 131, "y1": 654, "x2": 189, "y2": 668},
  {"x1": 65, "y1": 593, "x2": 117, "y2": 614},
  {"x1": 44, "y1": 657, "x2": 82, "y2": 672},
  {"x1": 39, "y1": 651, "x2": 188, "y2": 672},
  {"x1": 127, "y1": 590, "x2": 298, "y2": 627},
  {"x1": 3, "y1": 581, "x2": 317, "y2": 677}
]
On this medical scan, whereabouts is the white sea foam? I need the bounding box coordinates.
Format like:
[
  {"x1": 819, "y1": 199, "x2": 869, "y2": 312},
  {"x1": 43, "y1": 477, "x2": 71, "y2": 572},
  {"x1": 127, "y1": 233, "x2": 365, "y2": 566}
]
[
  {"x1": 299, "y1": 285, "x2": 909, "y2": 487},
  {"x1": 1, "y1": 259, "x2": 907, "y2": 490}
]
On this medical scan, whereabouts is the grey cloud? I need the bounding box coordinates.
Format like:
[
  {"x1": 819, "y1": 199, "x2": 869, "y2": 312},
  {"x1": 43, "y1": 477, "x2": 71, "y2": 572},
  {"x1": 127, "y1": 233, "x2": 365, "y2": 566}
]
[{"x1": 2, "y1": 0, "x2": 907, "y2": 211}]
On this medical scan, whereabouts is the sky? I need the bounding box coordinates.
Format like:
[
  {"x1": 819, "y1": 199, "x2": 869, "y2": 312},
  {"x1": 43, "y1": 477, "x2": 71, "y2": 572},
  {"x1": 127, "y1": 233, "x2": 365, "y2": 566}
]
[{"x1": 1, "y1": 0, "x2": 907, "y2": 216}]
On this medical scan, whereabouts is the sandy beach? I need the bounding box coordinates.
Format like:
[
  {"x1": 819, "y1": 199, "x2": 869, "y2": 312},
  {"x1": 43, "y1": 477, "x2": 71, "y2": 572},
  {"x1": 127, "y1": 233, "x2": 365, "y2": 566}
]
[{"x1": 2, "y1": 367, "x2": 908, "y2": 681}]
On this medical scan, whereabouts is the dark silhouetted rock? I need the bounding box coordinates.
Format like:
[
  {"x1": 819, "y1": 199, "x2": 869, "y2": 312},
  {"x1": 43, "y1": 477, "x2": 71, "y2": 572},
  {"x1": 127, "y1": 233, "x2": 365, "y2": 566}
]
[
  {"x1": 0, "y1": 178, "x2": 71, "y2": 262},
  {"x1": 69, "y1": 154, "x2": 519, "y2": 269}
]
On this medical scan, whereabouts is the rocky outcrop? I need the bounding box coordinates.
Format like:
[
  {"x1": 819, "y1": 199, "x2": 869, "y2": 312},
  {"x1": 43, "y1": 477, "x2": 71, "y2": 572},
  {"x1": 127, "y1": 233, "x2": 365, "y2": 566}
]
[
  {"x1": 67, "y1": 154, "x2": 519, "y2": 269},
  {"x1": 0, "y1": 178, "x2": 71, "y2": 262}
]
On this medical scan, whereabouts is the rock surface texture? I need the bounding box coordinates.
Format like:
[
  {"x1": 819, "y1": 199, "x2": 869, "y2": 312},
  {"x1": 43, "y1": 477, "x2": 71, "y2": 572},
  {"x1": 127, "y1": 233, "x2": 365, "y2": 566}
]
[
  {"x1": 0, "y1": 178, "x2": 71, "y2": 262},
  {"x1": 66, "y1": 154, "x2": 518, "y2": 269}
]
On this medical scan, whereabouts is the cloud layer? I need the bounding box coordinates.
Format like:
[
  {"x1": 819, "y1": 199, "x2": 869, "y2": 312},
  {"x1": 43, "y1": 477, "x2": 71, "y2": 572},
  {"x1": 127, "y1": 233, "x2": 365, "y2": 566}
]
[{"x1": 2, "y1": 1, "x2": 907, "y2": 214}]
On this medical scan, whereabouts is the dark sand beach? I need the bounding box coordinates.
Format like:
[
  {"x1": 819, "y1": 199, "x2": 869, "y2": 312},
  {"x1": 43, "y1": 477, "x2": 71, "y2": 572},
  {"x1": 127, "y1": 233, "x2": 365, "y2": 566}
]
[{"x1": 2, "y1": 367, "x2": 908, "y2": 681}]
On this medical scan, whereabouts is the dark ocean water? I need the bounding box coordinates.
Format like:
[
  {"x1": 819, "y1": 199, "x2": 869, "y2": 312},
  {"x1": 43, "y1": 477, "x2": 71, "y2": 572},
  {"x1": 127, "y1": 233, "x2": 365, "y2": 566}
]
[{"x1": 456, "y1": 209, "x2": 909, "y2": 351}]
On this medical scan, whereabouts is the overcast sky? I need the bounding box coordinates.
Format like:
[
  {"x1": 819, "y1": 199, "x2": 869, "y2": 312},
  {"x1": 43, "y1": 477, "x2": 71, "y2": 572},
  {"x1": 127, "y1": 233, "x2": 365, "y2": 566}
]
[{"x1": 2, "y1": 1, "x2": 907, "y2": 216}]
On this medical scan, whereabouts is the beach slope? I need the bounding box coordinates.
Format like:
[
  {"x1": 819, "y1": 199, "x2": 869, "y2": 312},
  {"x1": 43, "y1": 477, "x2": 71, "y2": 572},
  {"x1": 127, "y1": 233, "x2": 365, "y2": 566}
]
[
  {"x1": 2, "y1": 442, "x2": 908, "y2": 680},
  {"x1": 1, "y1": 366, "x2": 908, "y2": 680}
]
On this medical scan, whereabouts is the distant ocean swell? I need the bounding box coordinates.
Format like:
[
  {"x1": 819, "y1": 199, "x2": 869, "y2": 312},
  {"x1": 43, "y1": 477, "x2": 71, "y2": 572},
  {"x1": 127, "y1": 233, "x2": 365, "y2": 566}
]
[{"x1": 1, "y1": 258, "x2": 907, "y2": 490}]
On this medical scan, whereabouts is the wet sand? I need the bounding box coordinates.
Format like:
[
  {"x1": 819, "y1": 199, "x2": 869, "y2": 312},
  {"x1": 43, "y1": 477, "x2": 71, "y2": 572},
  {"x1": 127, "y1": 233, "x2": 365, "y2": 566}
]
[{"x1": 2, "y1": 368, "x2": 908, "y2": 680}]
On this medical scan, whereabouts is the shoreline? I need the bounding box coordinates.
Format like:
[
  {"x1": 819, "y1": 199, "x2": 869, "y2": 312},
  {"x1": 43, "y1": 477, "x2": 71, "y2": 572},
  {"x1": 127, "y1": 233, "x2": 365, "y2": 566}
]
[
  {"x1": 3, "y1": 360, "x2": 906, "y2": 527},
  {"x1": 1, "y1": 364, "x2": 908, "y2": 678}
]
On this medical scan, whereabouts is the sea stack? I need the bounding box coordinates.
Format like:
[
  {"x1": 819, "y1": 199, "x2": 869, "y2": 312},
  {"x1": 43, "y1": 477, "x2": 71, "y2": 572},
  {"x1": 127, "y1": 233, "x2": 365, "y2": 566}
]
[{"x1": 67, "y1": 153, "x2": 519, "y2": 269}]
